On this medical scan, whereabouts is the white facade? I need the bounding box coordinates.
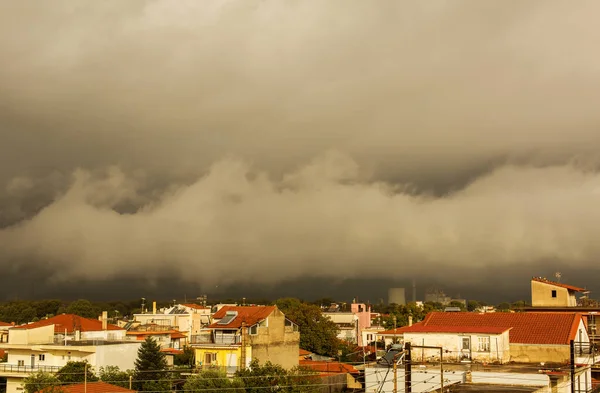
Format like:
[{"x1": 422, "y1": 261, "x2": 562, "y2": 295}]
[
  {"x1": 403, "y1": 331, "x2": 511, "y2": 363},
  {"x1": 0, "y1": 323, "x2": 140, "y2": 393}
]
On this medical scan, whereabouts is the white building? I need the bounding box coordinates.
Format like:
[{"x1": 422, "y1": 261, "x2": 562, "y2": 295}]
[
  {"x1": 0, "y1": 314, "x2": 141, "y2": 393},
  {"x1": 132, "y1": 303, "x2": 211, "y2": 337}
]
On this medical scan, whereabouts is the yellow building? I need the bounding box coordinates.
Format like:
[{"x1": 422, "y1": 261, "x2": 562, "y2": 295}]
[
  {"x1": 191, "y1": 305, "x2": 299, "y2": 373},
  {"x1": 531, "y1": 277, "x2": 585, "y2": 307}
]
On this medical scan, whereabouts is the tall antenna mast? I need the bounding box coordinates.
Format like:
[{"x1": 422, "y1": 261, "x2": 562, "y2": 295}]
[{"x1": 555, "y1": 272, "x2": 562, "y2": 283}]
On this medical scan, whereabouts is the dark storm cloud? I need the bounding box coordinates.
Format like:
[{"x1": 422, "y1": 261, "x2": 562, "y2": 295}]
[{"x1": 2, "y1": 1, "x2": 600, "y2": 293}]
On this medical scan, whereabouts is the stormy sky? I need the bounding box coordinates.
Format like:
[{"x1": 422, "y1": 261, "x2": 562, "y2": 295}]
[{"x1": 2, "y1": 0, "x2": 600, "y2": 302}]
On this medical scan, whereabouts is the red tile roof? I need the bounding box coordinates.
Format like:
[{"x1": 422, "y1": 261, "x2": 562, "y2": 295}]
[
  {"x1": 126, "y1": 330, "x2": 187, "y2": 339},
  {"x1": 161, "y1": 348, "x2": 184, "y2": 355},
  {"x1": 401, "y1": 312, "x2": 583, "y2": 345},
  {"x1": 299, "y1": 349, "x2": 312, "y2": 356},
  {"x1": 209, "y1": 306, "x2": 276, "y2": 329},
  {"x1": 42, "y1": 382, "x2": 134, "y2": 393},
  {"x1": 531, "y1": 277, "x2": 586, "y2": 292},
  {"x1": 0, "y1": 322, "x2": 12, "y2": 327},
  {"x1": 12, "y1": 314, "x2": 122, "y2": 333},
  {"x1": 299, "y1": 360, "x2": 359, "y2": 374}
]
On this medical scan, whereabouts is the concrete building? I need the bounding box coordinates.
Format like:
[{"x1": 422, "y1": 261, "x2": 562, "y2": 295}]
[
  {"x1": 0, "y1": 314, "x2": 141, "y2": 393},
  {"x1": 323, "y1": 302, "x2": 373, "y2": 346},
  {"x1": 132, "y1": 303, "x2": 211, "y2": 338},
  {"x1": 388, "y1": 288, "x2": 406, "y2": 305},
  {"x1": 190, "y1": 305, "x2": 299, "y2": 373},
  {"x1": 531, "y1": 277, "x2": 586, "y2": 307}
]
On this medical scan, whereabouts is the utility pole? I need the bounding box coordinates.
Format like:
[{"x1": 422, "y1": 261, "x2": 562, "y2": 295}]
[
  {"x1": 405, "y1": 342, "x2": 412, "y2": 393},
  {"x1": 570, "y1": 340, "x2": 575, "y2": 393},
  {"x1": 84, "y1": 363, "x2": 87, "y2": 393},
  {"x1": 129, "y1": 375, "x2": 132, "y2": 390}
]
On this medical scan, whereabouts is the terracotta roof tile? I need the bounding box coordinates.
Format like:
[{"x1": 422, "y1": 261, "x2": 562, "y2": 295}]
[
  {"x1": 209, "y1": 306, "x2": 276, "y2": 329},
  {"x1": 0, "y1": 322, "x2": 12, "y2": 327},
  {"x1": 12, "y1": 314, "x2": 122, "y2": 333},
  {"x1": 531, "y1": 277, "x2": 586, "y2": 292},
  {"x1": 405, "y1": 312, "x2": 583, "y2": 345},
  {"x1": 42, "y1": 382, "x2": 134, "y2": 393},
  {"x1": 299, "y1": 349, "x2": 312, "y2": 356}
]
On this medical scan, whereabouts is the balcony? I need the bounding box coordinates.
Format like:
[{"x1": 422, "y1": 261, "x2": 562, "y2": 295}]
[
  {"x1": 0, "y1": 364, "x2": 61, "y2": 374},
  {"x1": 190, "y1": 333, "x2": 241, "y2": 346}
]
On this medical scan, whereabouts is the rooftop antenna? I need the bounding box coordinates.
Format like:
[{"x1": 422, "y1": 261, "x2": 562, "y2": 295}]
[{"x1": 555, "y1": 272, "x2": 562, "y2": 283}]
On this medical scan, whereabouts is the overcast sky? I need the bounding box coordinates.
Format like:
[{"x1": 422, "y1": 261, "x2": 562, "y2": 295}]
[{"x1": 2, "y1": 0, "x2": 600, "y2": 300}]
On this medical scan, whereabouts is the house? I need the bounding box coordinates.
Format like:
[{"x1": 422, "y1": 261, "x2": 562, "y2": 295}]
[
  {"x1": 0, "y1": 322, "x2": 13, "y2": 344},
  {"x1": 190, "y1": 305, "x2": 299, "y2": 373},
  {"x1": 125, "y1": 324, "x2": 188, "y2": 349},
  {"x1": 299, "y1": 359, "x2": 362, "y2": 391},
  {"x1": 531, "y1": 277, "x2": 586, "y2": 307},
  {"x1": 41, "y1": 381, "x2": 135, "y2": 393},
  {"x1": 323, "y1": 302, "x2": 372, "y2": 346},
  {"x1": 0, "y1": 314, "x2": 141, "y2": 393},
  {"x1": 131, "y1": 302, "x2": 211, "y2": 338},
  {"x1": 382, "y1": 312, "x2": 591, "y2": 365}
]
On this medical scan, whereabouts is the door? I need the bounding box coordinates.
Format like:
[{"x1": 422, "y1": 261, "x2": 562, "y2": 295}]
[
  {"x1": 461, "y1": 337, "x2": 471, "y2": 360},
  {"x1": 30, "y1": 354, "x2": 35, "y2": 369}
]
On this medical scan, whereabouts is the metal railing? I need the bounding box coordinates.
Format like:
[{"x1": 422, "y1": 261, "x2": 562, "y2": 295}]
[
  {"x1": 0, "y1": 364, "x2": 61, "y2": 374},
  {"x1": 189, "y1": 334, "x2": 241, "y2": 345}
]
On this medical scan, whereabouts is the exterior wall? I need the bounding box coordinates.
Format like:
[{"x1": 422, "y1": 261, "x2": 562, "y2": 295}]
[
  {"x1": 133, "y1": 313, "x2": 204, "y2": 335},
  {"x1": 404, "y1": 332, "x2": 510, "y2": 363},
  {"x1": 509, "y1": 344, "x2": 570, "y2": 364},
  {"x1": 89, "y1": 343, "x2": 141, "y2": 371},
  {"x1": 249, "y1": 309, "x2": 299, "y2": 369},
  {"x1": 81, "y1": 330, "x2": 126, "y2": 341},
  {"x1": 8, "y1": 326, "x2": 54, "y2": 345},
  {"x1": 531, "y1": 281, "x2": 576, "y2": 307},
  {"x1": 350, "y1": 303, "x2": 371, "y2": 346},
  {"x1": 193, "y1": 345, "x2": 251, "y2": 374},
  {"x1": 323, "y1": 313, "x2": 358, "y2": 344}
]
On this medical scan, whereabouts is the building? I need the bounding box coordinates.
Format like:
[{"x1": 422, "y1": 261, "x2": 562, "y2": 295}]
[
  {"x1": 531, "y1": 277, "x2": 587, "y2": 307},
  {"x1": 0, "y1": 314, "x2": 141, "y2": 393},
  {"x1": 190, "y1": 305, "x2": 299, "y2": 373},
  {"x1": 323, "y1": 302, "x2": 372, "y2": 346},
  {"x1": 131, "y1": 303, "x2": 211, "y2": 338},
  {"x1": 125, "y1": 324, "x2": 188, "y2": 349},
  {"x1": 388, "y1": 288, "x2": 406, "y2": 305},
  {"x1": 380, "y1": 312, "x2": 591, "y2": 365}
]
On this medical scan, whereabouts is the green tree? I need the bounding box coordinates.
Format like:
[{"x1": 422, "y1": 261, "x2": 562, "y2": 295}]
[
  {"x1": 236, "y1": 359, "x2": 315, "y2": 393},
  {"x1": 66, "y1": 300, "x2": 99, "y2": 319},
  {"x1": 448, "y1": 301, "x2": 466, "y2": 311},
  {"x1": 134, "y1": 337, "x2": 169, "y2": 391},
  {"x1": 174, "y1": 346, "x2": 195, "y2": 367},
  {"x1": 497, "y1": 302, "x2": 511, "y2": 311},
  {"x1": 22, "y1": 371, "x2": 64, "y2": 393},
  {"x1": 184, "y1": 369, "x2": 244, "y2": 393},
  {"x1": 467, "y1": 300, "x2": 480, "y2": 312},
  {"x1": 98, "y1": 366, "x2": 132, "y2": 388},
  {"x1": 56, "y1": 361, "x2": 98, "y2": 384},
  {"x1": 276, "y1": 298, "x2": 340, "y2": 357}
]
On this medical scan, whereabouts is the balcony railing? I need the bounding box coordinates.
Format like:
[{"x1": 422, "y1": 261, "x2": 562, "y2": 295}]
[
  {"x1": 0, "y1": 364, "x2": 61, "y2": 374},
  {"x1": 190, "y1": 334, "x2": 241, "y2": 345}
]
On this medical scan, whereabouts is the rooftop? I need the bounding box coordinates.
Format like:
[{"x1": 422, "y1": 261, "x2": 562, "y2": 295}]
[
  {"x1": 43, "y1": 381, "x2": 134, "y2": 393},
  {"x1": 389, "y1": 312, "x2": 583, "y2": 345},
  {"x1": 531, "y1": 277, "x2": 586, "y2": 292},
  {"x1": 12, "y1": 314, "x2": 122, "y2": 333},
  {"x1": 209, "y1": 306, "x2": 276, "y2": 329}
]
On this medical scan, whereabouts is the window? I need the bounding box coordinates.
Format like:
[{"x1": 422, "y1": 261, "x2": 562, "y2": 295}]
[
  {"x1": 478, "y1": 336, "x2": 490, "y2": 352},
  {"x1": 461, "y1": 337, "x2": 470, "y2": 350},
  {"x1": 38, "y1": 354, "x2": 45, "y2": 361},
  {"x1": 367, "y1": 334, "x2": 373, "y2": 341},
  {"x1": 17, "y1": 360, "x2": 24, "y2": 366},
  {"x1": 551, "y1": 290, "x2": 557, "y2": 298},
  {"x1": 204, "y1": 353, "x2": 216, "y2": 365},
  {"x1": 249, "y1": 325, "x2": 258, "y2": 335}
]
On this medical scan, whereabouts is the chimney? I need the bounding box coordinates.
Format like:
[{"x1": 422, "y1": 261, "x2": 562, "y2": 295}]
[
  {"x1": 408, "y1": 315, "x2": 413, "y2": 327},
  {"x1": 152, "y1": 301, "x2": 157, "y2": 315},
  {"x1": 102, "y1": 311, "x2": 108, "y2": 330}
]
